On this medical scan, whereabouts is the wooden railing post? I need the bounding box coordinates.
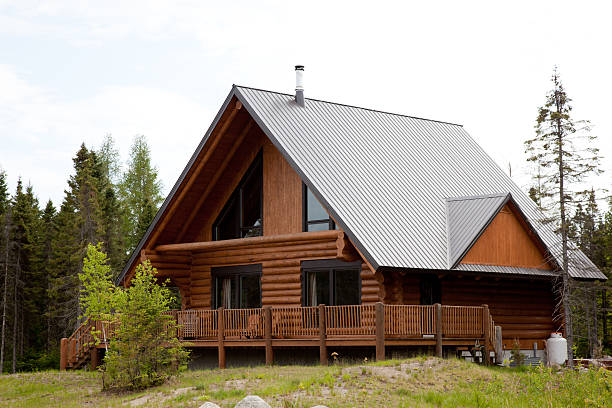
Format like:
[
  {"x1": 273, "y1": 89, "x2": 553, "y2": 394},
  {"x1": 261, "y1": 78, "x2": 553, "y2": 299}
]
[
  {"x1": 482, "y1": 304, "x2": 491, "y2": 365},
  {"x1": 218, "y1": 307, "x2": 226, "y2": 369},
  {"x1": 70, "y1": 338, "x2": 76, "y2": 365},
  {"x1": 375, "y1": 302, "x2": 385, "y2": 361},
  {"x1": 318, "y1": 304, "x2": 327, "y2": 365},
  {"x1": 59, "y1": 338, "x2": 68, "y2": 371},
  {"x1": 435, "y1": 303, "x2": 443, "y2": 358},
  {"x1": 264, "y1": 306, "x2": 273, "y2": 365}
]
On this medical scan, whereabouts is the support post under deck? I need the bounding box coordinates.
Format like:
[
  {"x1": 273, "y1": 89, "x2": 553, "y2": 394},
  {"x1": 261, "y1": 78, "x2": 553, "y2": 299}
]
[
  {"x1": 435, "y1": 303, "x2": 443, "y2": 357},
  {"x1": 264, "y1": 306, "x2": 273, "y2": 365},
  {"x1": 218, "y1": 307, "x2": 226, "y2": 369},
  {"x1": 482, "y1": 304, "x2": 491, "y2": 365},
  {"x1": 375, "y1": 302, "x2": 385, "y2": 361},
  {"x1": 319, "y1": 304, "x2": 327, "y2": 365}
]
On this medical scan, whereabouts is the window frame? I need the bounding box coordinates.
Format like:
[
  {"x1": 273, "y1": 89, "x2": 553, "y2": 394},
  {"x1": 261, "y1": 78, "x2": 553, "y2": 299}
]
[
  {"x1": 301, "y1": 259, "x2": 362, "y2": 306},
  {"x1": 213, "y1": 151, "x2": 263, "y2": 241},
  {"x1": 211, "y1": 264, "x2": 262, "y2": 309},
  {"x1": 302, "y1": 183, "x2": 335, "y2": 232}
]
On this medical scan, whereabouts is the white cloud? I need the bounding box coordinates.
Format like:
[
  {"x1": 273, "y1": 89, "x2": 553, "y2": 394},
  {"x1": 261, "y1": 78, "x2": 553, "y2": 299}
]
[
  {"x1": 0, "y1": 0, "x2": 611, "y2": 209},
  {"x1": 0, "y1": 64, "x2": 211, "y2": 204}
]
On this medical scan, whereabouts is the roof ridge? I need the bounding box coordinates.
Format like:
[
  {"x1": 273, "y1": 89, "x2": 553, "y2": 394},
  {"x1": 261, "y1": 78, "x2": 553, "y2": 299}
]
[{"x1": 234, "y1": 84, "x2": 464, "y2": 127}]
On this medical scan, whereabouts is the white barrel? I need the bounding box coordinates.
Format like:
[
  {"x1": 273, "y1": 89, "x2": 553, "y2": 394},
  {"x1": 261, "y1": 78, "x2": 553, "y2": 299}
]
[{"x1": 546, "y1": 332, "x2": 568, "y2": 365}]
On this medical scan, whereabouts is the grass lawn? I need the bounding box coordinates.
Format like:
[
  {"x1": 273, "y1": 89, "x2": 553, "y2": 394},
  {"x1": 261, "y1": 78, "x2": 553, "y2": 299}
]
[{"x1": 0, "y1": 357, "x2": 610, "y2": 407}]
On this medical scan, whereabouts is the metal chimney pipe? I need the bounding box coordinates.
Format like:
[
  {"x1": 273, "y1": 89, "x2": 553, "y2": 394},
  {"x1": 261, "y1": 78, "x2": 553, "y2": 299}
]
[{"x1": 295, "y1": 65, "x2": 304, "y2": 107}]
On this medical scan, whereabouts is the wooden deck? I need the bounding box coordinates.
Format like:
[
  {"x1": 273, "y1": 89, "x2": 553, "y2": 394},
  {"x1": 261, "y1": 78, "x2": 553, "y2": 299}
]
[{"x1": 60, "y1": 303, "x2": 500, "y2": 370}]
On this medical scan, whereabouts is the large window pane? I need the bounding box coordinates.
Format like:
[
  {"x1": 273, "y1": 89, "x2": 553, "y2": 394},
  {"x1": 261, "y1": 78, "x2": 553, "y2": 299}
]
[
  {"x1": 213, "y1": 153, "x2": 262, "y2": 240},
  {"x1": 240, "y1": 274, "x2": 262, "y2": 308},
  {"x1": 334, "y1": 269, "x2": 360, "y2": 305},
  {"x1": 216, "y1": 197, "x2": 240, "y2": 240},
  {"x1": 306, "y1": 188, "x2": 328, "y2": 221},
  {"x1": 212, "y1": 265, "x2": 262, "y2": 309},
  {"x1": 306, "y1": 270, "x2": 330, "y2": 306},
  {"x1": 241, "y1": 162, "x2": 263, "y2": 237},
  {"x1": 215, "y1": 277, "x2": 234, "y2": 309},
  {"x1": 303, "y1": 261, "x2": 361, "y2": 307}
]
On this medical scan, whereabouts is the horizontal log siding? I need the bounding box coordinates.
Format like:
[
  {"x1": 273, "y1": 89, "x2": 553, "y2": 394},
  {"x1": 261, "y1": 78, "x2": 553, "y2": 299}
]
[
  {"x1": 361, "y1": 263, "x2": 382, "y2": 305},
  {"x1": 182, "y1": 231, "x2": 341, "y2": 308},
  {"x1": 148, "y1": 231, "x2": 378, "y2": 309},
  {"x1": 442, "y1": 277, "x2": 556, "y2": 349},
  {"x1": 380, "y1": 272, "x2": 557, "y2": 350}
]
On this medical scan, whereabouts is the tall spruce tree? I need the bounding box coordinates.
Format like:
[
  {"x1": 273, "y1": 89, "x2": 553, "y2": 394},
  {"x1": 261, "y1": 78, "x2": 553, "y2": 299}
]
[
  {"x1": 119, "y1": 135, "x2": 162, "y2": 253},
  {"x1": 49, "y1": 144, "x2": 106, "y2": 338},
  {"x1": 12, "y1": 183, "x2": 43, "y2": 370},
  {"x1": 525, "y1": 67, "x2": 602, "y2": 365},
  {"x1": 0, "y1": 170, "x2": 10, "y2": 373},
  {"x1": 39, "y1": 200, "x2": 57, "y2": 351}
]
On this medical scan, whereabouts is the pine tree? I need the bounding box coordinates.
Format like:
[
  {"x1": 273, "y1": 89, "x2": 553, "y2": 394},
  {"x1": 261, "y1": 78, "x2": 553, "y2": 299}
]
[
  {"x1": 119, "y1": 135, "x2": 162, "y2": 253},
  {"x1": 135, "y1": 198, "x2": 156, "y2": 245},
  {"x1": 524, "y1": 67, "x2": 602, "y2": 365},
  {"x1": 96, "y1": 136, "x2": 126, "y2": 277}
]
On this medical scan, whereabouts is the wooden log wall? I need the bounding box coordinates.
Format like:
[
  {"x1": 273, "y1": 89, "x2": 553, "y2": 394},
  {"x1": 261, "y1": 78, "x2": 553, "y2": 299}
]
[
  {"x1": 361, "y1": 263, "x2": 382, "y2": 305},
  {"x1": 381, "y1": 272, "x2": 558, "y2": 349},
  {"x1": 141, "y1": 250, "x2": 193, "y2": 308},
  {"x1": 147, "y1": 231, "x2": 381, "y2": 309},
  {"x1": 441, "y1": 277, "x2": 558, "y2": 349}
]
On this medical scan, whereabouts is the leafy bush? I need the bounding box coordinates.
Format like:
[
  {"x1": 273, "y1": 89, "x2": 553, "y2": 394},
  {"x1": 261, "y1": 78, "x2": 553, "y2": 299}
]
[
  {"x1": 510, "y1": 339, "x2": 526, "y2": 366},
  {"x1": 79, "y1": 244, "x2": 189, "y2": 390}
]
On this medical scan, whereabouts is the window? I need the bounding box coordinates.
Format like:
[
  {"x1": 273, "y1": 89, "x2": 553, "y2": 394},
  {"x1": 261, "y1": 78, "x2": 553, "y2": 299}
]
[
  {"x1": 213, "y1": 153, "x2": 263, "y2": 240},
  {"x1": 302, "y1": 260, "x2": 361, "y2": 306},
  {"x1": 303, "y1": 183, "x2": 336, "y2": 231},
  {"x1": 212, "y1": 264, "x2": 262, "y2": 309},
  {"x1": 420, "y1": 275, "x2": 441, "y2": 305}
]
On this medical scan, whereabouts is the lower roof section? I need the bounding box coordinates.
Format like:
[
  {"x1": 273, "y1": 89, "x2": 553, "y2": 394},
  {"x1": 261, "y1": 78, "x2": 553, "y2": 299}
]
[{"x1": 453, "y1": 263, "x2": 558, "y2": 277}]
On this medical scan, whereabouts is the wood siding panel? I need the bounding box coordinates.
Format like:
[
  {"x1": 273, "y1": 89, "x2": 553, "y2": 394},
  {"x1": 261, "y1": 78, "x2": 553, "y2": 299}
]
[
  {"x1": 381, "y1": 271, "x2": 558, "y2": 349},
  {"x1": 263, "y1": 141, "x2": 302, "y2": 236},
  {"x1": 461, "y1": 204, "x2": 552, "y2": 270},
  {"x1": 441, "y1": 277, "x2": 557, "y2": 349}
]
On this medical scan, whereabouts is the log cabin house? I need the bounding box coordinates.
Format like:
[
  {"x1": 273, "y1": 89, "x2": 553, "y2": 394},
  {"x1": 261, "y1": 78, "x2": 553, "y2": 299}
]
[{"x1": 61, "y1": 67, "x2": 605, "y2": 370}]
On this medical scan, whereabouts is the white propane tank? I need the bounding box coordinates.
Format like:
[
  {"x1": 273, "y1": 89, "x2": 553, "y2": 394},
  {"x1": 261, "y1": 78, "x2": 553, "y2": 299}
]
[{"x1": 547, "y1": 332, "x2": 568, "y2": 365}]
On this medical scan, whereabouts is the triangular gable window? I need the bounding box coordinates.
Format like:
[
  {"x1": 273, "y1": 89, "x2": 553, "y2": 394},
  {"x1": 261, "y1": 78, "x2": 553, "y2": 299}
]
[{"x1": 213, "y1": 152, "x2": 263, "y2": 240}]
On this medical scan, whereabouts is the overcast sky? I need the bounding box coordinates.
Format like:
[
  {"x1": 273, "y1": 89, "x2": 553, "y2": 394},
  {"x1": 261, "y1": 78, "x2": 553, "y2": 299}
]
[{"x1": 1, "y1": 1, "x2": 610, "y2": 208}]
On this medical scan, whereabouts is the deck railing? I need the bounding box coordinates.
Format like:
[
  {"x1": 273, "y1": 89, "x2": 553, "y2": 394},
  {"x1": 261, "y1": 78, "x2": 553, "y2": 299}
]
[
  {"x1": 272, "y1": 306, "x2": 318, "y2": 338},
  {"x1": 385, "y1": 305, "x2": 436, "y2": 337},
  {"x1": 61, "y1": 303, "x2": 499, "y2": 369}
]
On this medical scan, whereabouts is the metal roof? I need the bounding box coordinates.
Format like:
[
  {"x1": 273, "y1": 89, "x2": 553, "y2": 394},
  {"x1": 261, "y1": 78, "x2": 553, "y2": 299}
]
[
  {"x1": 454, "y1": 264, "x2": 558, "y2": 277},
  {"x1": 235, "y1": 86, "x2": 605, "y2": 280},
  {"x1": 446, "y1": 193, "x2": 509, "y2": 269},
  {"x1": 117, "y1": 85, "x2": 606, "y2": 284}
]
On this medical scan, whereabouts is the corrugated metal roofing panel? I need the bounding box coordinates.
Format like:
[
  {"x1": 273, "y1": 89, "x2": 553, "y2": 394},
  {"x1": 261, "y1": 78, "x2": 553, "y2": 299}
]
[
  {"x1": 236, "y1": 86, "x2": 605, "y2": 280},
  {"x1": 454, "y1": 263, "x2": 558, "y2": 277},
  {"x1": 446, "y1": 194, "x2": 509, "y2": 268}
]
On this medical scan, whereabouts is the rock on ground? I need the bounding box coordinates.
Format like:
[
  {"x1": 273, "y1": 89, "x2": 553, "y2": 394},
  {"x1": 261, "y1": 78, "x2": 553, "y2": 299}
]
[
  {"x1": 199, "y1": 402, "x2": 221, "y2": 408},
  {"x1": 234, "y1": 395, "x2": 272, "y2": 408}
]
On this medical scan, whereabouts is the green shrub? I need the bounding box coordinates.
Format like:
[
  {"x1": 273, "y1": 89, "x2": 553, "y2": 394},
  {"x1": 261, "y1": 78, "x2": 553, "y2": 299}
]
[{"x1": 79, "y1": 244, "x2": 189, "y2": 390}]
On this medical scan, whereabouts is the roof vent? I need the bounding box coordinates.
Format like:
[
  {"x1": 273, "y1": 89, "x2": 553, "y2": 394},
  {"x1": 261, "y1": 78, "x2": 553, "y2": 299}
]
[{"x1": 295, "y1": 65, "x2": 304, "y2": 107}]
